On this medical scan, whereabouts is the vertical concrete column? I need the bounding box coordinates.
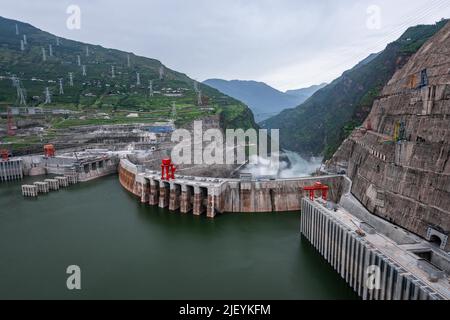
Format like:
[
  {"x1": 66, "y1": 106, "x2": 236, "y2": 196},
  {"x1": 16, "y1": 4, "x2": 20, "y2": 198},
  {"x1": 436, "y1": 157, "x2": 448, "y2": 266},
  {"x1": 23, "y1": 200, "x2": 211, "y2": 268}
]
[
  {"x1": 207, "y1": 187, "x2": 216, "y2": 219},
  {"x1": 193, "y1": 186, "x2": 205, "y2": 216},
  {"x1": 169, "y1": 183, "x2": 181, "y2": 211},
  {"x1": 180, "y1": 184, "x2": 193, "y2": 213},
  {"x1": 159, "y1": 182, "x2": 169, "y2": 208},
  {"x1": 239, "y1": 182, "x2": 254, "y2": 213},
  {"x1": 141, "y1": 178, "x2": 150, "y2": 204},
  {"x1": 1, "y1": 162, "x2": 5, "y2": 182},
  {"x1": 149, "y1": 179, "x2": 159, "y2": 206}
]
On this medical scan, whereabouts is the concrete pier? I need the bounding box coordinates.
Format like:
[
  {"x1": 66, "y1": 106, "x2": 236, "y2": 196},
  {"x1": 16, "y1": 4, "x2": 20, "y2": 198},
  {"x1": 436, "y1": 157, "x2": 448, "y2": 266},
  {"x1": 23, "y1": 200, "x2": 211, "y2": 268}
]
[
  {"x1": 159, "y1": 182, "x2": 170, "y2": 208},
  {"x1": 22, "y1": 185, "x2": 38, "y2": 197},
  {"x1": 193, "y1": 186, "x2": 206, "y2": 216},
  {"x1": 66, "y1": 174, "x2": 78, "y2": 185},
  {"x1": 34, "y1": 181, "x2": 49, "y2": 194},
  {"x1": 0, "y1": 158, "x2": 23, "y2": 182},
  {"x1": 44, "y1": 179, "x2": 59, "y2": 191},
  {"x1": 149, "y1": 179, "x2": 159, "y2": 206},
  {"x1": 300, "y1": 198, "x2": 450, "y2": 300},
  {"x1": 169, "y1": 183, "x2": 181, "y2": 211},
  {"x1": 180, "y1": 185, "x2": 193, "y2": 213},
  {"x1": 55, "y1": 176, "x2": 69, "y2": 187}
]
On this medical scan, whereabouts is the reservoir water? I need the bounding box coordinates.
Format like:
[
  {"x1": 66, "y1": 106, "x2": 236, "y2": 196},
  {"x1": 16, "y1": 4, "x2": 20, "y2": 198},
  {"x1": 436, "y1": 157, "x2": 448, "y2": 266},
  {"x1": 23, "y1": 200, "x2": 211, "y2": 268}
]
[{"x1": 0, "y1": 175, "x2": 357, "y2": 299}]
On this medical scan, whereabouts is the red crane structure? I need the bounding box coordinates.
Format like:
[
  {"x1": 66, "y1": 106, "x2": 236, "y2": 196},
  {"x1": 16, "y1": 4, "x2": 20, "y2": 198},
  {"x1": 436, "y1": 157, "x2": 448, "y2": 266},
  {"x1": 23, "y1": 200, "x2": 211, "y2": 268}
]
[
  {"x1": 44, "y1": 144, "x2": 56, "y2": 158},
  {"x1": 161, "y1": 158, "x2": 176, "y2": 181},
  {"x1": 303, "y1": 182, "x2": 329, "y2": 202},
  {"x1": 0, "y1": 149, "x2": 9, "y2": 161}
]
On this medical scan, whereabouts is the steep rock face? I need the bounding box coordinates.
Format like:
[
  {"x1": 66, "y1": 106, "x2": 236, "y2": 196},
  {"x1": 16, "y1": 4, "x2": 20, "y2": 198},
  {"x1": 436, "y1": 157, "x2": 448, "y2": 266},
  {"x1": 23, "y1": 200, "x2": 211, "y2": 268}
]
[{"x1": 328, "y1": 21, "x2": 450, "y2": 250}]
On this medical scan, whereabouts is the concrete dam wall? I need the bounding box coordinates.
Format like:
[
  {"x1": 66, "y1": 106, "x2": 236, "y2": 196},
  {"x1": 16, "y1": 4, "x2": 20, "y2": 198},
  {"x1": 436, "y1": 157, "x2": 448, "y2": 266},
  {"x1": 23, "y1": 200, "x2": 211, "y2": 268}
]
[
  {"x1": 301, "y1": 198, "x2": 449, "y2": 300},
  {"x1": 118, "y1": 158, "x2": 347, "y2": 216}
]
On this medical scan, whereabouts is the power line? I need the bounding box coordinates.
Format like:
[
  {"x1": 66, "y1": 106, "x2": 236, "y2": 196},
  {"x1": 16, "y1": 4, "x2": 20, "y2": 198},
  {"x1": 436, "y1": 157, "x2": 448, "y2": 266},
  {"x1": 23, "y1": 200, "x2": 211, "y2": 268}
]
[{"x1": 306, "y1": 0, "x2": 450, "y2": 84}]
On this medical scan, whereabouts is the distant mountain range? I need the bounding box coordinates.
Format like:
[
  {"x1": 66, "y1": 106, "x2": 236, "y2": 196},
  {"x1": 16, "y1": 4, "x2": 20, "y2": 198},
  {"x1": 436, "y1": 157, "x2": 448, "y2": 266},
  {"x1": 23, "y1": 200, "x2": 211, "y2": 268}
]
[
  {"x1": 262, "y1": 19, "x2": 449, "y2": 159},
  {"x1": 203, "y1": 79, "x2": 326, "y2": 122}
]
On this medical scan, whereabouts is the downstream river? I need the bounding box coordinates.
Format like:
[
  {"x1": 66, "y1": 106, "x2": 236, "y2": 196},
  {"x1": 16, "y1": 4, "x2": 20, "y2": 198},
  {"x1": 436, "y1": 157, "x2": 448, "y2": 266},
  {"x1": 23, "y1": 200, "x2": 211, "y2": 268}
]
[{"x1": 0, "y1": 175, "x2": 357, "y2": 299}]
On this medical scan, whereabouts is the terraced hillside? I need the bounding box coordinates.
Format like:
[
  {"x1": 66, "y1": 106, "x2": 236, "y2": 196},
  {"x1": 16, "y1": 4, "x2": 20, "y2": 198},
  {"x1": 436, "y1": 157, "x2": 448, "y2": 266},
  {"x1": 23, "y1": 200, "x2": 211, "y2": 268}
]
[{"x1": 0, "y1": 16, "x2": 256, "y2": 152}]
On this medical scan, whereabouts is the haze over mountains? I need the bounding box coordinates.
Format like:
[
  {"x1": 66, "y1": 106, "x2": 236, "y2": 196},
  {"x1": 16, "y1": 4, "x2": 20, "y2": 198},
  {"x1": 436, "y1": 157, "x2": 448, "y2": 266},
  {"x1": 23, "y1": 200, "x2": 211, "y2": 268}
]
[
  {"x1": 262, "y1": 19, "x2": 449, "y2": 159},
  {"x1": 203, "y1": 79, "x2": 326, "y2": 122}
]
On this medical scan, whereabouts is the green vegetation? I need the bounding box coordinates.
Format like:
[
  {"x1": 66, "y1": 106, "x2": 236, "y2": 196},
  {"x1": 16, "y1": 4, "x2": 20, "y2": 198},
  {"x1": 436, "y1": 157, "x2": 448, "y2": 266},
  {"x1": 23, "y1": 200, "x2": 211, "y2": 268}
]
[
  {"x1": 0, "y1": 16, "x2": 257, "y2": 144},
  {"x1": 262, "y1": 20, "x2": 448, "y2": 159}
]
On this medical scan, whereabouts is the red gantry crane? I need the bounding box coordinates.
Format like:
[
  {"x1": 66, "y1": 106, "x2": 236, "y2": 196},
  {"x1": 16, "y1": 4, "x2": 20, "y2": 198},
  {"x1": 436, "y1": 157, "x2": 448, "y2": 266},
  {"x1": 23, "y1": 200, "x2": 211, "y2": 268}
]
[{"x1": 303, "y1": 182, "x2": 329, "y2": 202}]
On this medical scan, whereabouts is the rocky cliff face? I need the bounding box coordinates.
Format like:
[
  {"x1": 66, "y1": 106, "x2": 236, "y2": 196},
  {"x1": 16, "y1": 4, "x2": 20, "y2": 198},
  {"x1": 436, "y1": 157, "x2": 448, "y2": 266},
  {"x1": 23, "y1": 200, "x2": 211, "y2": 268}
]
[{"x1": 328, "y1": 21, "x2": 450, "y2": 251}]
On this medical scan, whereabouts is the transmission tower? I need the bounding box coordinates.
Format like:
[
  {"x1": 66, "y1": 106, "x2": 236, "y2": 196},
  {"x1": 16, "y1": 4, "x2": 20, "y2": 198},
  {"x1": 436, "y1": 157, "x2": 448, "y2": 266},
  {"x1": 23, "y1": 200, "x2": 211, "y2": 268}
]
[
  {"x1": 159, "y1": 65, "x2": 165, "y2": 80},
  {"x1": 18, "y1": 87, "x2": 26, "y2": 106},
  {"x1": 171, "y1": 102, "x2": 177, "y2": 120},
  {"x1": 59, "y1": 78, "x2": 64, "y2": 94},
  {"x1": 69, "y1": 72, "x2": 74, "y2": 87},
  {"x1": 149, "y1": 80, "x2": 154, "y2": 97},
  {"x1": 11, "y1": 75, "x2": 18, "y2": 88},
  {"x1": 44, "y1": 87, "x2": 51, "y2": 104},
  {"x1": 16, "y1": 80, "x2": 26, "y2": 106},
  {"x1": 127, "y1": 54, "x2": 131, "y2": 67},
  {"x1": 82, "y1": 65, "x2": 87, "y2": 76},
  {"x1": 194, "y1": 80, "x2": 199, "y2": 93},
  {"x1": 197, "y1": 90, "x2": 203, "y2": 106},
  {"x1": 42, "y1": 47, "x2": 47, "y2": 62},
  {"x1": 111, "y1": 66, "x2": 115, "y2": 78},
  {"x1": 136, "y1": 72, "x2": 141, "y2": 86}
]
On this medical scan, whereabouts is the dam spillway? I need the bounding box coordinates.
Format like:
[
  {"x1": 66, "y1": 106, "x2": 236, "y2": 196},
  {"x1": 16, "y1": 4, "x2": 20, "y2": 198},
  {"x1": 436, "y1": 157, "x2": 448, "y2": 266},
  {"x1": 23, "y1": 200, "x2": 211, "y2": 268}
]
[{"x1": 118, "y1": 158, "x2": 347, "y2": 217}]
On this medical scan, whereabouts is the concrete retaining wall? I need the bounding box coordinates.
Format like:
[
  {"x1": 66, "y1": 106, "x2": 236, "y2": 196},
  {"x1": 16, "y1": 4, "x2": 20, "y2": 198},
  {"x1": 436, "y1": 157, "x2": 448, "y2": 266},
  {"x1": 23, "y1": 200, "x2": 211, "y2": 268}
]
[{"x1": 300, "y1": 198, "x2": 446, "y2": 300}]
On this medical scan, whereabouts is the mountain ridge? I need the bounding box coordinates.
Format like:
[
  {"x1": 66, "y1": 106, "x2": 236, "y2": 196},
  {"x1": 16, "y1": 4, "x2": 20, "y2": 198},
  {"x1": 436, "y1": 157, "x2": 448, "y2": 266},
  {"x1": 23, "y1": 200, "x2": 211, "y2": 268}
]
[
  {"x1": 0, "y1": 16, "x2": 257, "y2": 133},
  {"x1": 203, "y1": 78, "x2": 325, "y2": 122},
  {"x1": 262, "y1": 19, "x2": 449, "y2": 159}
]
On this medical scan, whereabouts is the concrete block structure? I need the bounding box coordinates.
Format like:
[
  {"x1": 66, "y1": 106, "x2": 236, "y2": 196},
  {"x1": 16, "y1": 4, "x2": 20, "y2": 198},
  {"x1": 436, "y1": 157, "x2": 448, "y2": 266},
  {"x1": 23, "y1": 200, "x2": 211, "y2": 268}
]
[
  {"x1": 0, "y1": 158, "x2": 23, "y2": 182},
  {"x1": 301, "y1": 198, "x2": 450, "y2": 300},
  {"x1": 21, "y1": 185, "x2": 38, "y2": 197},
  {"x1": 55, "y1": 176, "x2": 69, "y2": 187},
  {"x1": 34, "y1": 181, "x2": 49, "y2": 194},
  {"x1": 44, "y1": 179, "x2": 59, "y2": 191}
]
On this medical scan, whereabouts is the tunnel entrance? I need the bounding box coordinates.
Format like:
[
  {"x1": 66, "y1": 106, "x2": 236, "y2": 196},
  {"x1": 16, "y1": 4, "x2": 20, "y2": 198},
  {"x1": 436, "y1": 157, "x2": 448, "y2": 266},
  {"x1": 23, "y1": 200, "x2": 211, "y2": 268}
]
[{"x1": 430, "y1": 235, "x2": 443, "y2": 248}]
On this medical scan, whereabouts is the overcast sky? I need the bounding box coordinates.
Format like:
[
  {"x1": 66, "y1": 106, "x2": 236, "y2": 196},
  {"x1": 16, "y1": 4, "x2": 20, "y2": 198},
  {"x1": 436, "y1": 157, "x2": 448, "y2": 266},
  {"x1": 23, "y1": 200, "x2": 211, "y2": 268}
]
[{"x1": 1, "y1": 0, "x2": 449, "y2": 91}]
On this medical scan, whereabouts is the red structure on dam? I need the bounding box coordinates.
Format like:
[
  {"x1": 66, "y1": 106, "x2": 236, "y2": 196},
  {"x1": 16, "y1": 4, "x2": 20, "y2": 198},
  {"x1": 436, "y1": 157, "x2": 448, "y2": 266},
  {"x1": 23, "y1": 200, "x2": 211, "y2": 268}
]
[{"x1": 161, "y1": 158, "x2": 176, "y2": 181}]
